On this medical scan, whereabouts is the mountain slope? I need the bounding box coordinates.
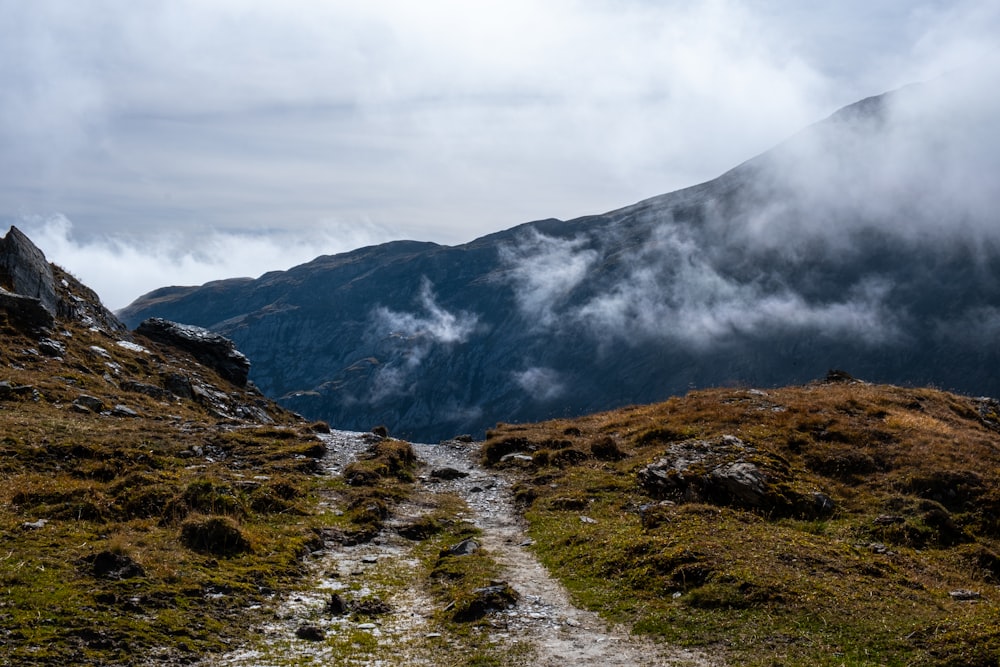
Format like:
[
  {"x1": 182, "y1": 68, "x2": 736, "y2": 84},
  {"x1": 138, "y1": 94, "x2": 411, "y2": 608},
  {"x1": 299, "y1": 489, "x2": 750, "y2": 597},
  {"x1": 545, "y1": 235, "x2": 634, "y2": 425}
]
[
  {"x1": 0, "y1": 227, "x2": 331, "y2": 665},
  {"x1": 120, "y1": 65, "x2": 1000, "y2": 441}
]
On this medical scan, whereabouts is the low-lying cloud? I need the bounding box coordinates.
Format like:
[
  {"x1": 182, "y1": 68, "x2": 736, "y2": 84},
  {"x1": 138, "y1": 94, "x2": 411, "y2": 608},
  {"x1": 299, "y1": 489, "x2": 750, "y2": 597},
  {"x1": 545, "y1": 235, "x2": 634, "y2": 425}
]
[
  {"x1": 12, "y1": 213, "x2": 394, "y2": 310},
  {"x1": 369, "y1": 278, "x2": 480, "y2": 400}
]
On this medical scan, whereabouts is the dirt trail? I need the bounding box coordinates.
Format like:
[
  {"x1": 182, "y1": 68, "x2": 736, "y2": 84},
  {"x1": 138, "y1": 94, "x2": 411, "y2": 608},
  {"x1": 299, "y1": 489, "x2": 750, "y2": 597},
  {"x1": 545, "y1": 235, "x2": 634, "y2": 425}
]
[{"x1": 210, "y1": 431, "x2": 717, "y2": 666}]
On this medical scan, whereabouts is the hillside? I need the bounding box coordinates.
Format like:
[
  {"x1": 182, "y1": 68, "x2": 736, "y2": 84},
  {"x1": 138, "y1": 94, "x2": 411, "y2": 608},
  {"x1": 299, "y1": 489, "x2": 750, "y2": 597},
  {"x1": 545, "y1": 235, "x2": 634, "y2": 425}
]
[
  {"x1": 0, "y1": 227, "x2": 332, "y2": 665},
  {"x1": 5, "y1": 226, "x2": 1000, "y2": 665},
  {"x1": 483, "y1": 374, "x2": 1000, "y2": 666},
  {"x1": 119, "y1": 65, "x2": 1000, "y2": 442}
]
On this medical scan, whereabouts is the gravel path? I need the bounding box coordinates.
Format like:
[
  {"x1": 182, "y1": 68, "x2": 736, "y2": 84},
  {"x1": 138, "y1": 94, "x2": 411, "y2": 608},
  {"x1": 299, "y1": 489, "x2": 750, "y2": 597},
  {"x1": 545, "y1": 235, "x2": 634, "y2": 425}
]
[{"x1": 209, "y1": 431, "x2": 717, "y2": 666}]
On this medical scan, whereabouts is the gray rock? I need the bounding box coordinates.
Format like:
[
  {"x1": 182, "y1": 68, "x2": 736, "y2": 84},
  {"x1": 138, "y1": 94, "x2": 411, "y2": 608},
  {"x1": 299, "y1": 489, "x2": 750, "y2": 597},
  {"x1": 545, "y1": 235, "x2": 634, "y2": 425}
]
[
  {"x1": 430, "y1": 467, "x2": 469, "y2": 481},
  {"x1": 445, "y1": 538, "x2": 481, "y2": 557},
  {"x1": 0, "y1": 226, "x2": 57, "y2": 316},
  {"x1": 119, "y1": 380, "x2": 171, "y2": 400},
  {"x1": 135, "y1": 318, "x2": 250, "y2": 386},
  {"x1": 637, "y1": 434, "x2": 834, "y2": 518},
  {"x1": 0, "y1": 289, "x2": 54, "y2": 332},
  {"x1": 295, "y1": 625, "x2": 326, "y2": 641},
  {"x1": 37, "y1": 338, "x2": 66, "y2": 357},
  {"x1": 73, "y1": 395, "x2": 105, "y2": 413},
  {"x1": 111, "y1": 405, "x2": 140, "y2": 418}
]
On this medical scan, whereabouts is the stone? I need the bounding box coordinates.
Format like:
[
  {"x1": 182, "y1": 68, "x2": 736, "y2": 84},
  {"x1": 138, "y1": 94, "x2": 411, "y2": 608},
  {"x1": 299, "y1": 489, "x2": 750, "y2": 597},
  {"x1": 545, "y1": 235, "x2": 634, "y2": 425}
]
[
  {"x1": 445, "y1": 538, "x2": 481, "y2": 557},
  {"x1": 21, "y1": 519, "x2": 48, "y2": 530},
  {"x1": 949, "y1": 589, "x2": 982, "y2": 601},
  {"x1": 73, "y1": 395, "x2": 105, "y2": 413},
  {"x1": 326, "y1": 593, "x2": 349, "y2": 616},
  {"x1": 0, "y1": 289, "x2": 54, "y2": 332},
  {"x1": 295, "y1": 625, "x2": 326, "y2": 641},
  {"x1": 452, "y1": 582, "x2": 519, "y2": 622},
  {"x1": 0, "y1": 226, "x2": 57, "y2": 316},
  {"x1": 430, "y1": 467, "x2": 469, "y2": 481},
  {"x1": 119, "y1": 380, "x2": 171, "y2": 400},
  {"x1": 135, "y1": 318, "x2": 250, "y2": 386},
  {"x1": 637, "y1": 434, "x2": 834, "y2": 519},
  {"x1": 111, "y1": 405, "x2": 140, "y2": 418},
  {"x1": 85, "y1": 550, "x2": 145, "y2": 580},
  {"x1": 37, "y1": 338, "x2": 66, "y2": 357}
]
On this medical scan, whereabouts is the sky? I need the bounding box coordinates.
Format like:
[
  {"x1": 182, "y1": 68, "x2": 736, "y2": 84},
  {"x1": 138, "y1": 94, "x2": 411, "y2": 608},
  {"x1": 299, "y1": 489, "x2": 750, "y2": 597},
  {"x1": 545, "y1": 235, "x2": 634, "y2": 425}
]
[{"x1": 1, "y1": 0, "x2": 997, "y2": 309}]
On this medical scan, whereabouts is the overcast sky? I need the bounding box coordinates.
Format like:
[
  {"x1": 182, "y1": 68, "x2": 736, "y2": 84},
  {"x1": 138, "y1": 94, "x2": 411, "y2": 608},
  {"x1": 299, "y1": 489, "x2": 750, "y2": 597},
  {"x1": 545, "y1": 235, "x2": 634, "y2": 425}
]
[{"x1": 1, "y1": 0, "x2": 997, "y2": 309}]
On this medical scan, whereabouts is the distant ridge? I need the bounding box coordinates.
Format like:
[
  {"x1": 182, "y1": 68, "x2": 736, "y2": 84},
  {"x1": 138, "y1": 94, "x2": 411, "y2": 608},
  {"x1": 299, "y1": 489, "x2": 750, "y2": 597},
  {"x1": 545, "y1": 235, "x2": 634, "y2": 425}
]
[{"x1": 120, "y1": 67, "x2": 1000, "y2": 441}]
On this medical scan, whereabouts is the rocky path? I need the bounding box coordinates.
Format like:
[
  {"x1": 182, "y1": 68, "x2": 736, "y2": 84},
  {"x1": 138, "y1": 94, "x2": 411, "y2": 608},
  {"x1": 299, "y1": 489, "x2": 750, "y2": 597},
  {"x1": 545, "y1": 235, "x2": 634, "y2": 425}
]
[{"x1": 210, "y1": 431, "x2": 716, "y2": 666}]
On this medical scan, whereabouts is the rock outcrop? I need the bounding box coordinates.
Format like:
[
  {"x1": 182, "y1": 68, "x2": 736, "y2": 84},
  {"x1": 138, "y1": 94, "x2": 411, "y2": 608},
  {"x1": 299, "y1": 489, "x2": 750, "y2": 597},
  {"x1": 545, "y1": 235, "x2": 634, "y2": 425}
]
[
  {"x1": 637, "y1": 435, "x2": 834, "y2": 518},
  {"x1": 0, "y1": 226, "x2": 57, "y2": 317},
  {"x1": 135, "y1": 317, "x2": 250, "y2": 386}
]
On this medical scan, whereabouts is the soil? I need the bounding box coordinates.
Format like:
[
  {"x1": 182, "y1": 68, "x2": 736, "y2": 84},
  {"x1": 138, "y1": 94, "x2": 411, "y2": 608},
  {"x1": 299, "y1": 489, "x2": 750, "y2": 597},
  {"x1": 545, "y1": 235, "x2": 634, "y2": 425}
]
[{"x1": 209, "y1": 431, "x2": 718, "y2": 666}]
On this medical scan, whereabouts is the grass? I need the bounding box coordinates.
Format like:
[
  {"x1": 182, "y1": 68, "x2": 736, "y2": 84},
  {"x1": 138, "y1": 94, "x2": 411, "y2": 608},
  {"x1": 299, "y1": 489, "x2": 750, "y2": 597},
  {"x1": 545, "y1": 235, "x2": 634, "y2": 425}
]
[
  {"x1": 483, "y1": 380, "x2": 1000, "y2": 666},
  {"x1": 0, "y1": 284, "x2": 331, "y2": 666}
]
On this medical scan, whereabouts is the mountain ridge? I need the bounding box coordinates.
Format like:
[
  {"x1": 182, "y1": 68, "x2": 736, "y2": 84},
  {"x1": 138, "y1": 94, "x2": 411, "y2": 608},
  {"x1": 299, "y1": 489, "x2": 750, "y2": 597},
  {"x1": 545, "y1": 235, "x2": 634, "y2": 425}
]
[{"x1": 120, "y1": 68, "x2": 1000, "y2": 441}]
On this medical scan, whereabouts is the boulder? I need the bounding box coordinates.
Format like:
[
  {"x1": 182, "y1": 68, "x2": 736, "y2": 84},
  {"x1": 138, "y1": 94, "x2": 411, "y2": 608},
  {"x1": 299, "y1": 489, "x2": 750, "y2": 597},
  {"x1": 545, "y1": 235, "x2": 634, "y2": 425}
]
[
  {"x1": 637, "y1": 435, "x2": 834, "y2": 519},
  {"x1": 0, "y1": 289, "x2": 54, "y2": 332},
  {"x1": 135, "y1": 318, "x2": 250, "y2": 386},
  {"x1": 0, "y1": 226, "x2": 57, "y2": 317}
]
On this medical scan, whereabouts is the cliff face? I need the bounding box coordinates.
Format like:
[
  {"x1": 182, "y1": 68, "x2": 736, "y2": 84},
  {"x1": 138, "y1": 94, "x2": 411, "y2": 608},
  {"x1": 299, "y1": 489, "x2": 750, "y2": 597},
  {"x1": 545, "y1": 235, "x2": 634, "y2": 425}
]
[{"x1": 120, "y1": 70, "x2": 1000, "y2": 441}]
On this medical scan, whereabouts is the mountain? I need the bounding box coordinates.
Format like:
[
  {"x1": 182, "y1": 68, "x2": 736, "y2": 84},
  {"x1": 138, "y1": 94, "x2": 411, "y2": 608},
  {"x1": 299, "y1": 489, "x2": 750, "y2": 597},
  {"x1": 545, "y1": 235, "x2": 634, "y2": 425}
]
[{"x1": 119, "y1": 65, "x2": 1000, "y2": 442}]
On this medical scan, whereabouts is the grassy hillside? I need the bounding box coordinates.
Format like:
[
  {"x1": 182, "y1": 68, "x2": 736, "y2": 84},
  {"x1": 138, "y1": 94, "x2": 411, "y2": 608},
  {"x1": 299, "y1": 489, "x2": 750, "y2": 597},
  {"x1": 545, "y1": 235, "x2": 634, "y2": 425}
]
[
  {"x1": 483, "y1": 376, "x2": 1000, "y2": 666},
  {"x1": 0, "y1": 270, "x2": 330, "y2": 665}
]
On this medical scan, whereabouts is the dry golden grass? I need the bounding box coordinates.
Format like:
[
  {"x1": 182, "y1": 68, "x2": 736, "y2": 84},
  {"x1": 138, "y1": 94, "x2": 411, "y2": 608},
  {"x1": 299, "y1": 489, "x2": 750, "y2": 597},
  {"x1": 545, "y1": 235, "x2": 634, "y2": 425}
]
[
  {"x1": 0, "y1": 301, "x2": 329, "y2": 665},
  {"x1": 484, "y1": 379, "x2": 1000, "y2": 666}
]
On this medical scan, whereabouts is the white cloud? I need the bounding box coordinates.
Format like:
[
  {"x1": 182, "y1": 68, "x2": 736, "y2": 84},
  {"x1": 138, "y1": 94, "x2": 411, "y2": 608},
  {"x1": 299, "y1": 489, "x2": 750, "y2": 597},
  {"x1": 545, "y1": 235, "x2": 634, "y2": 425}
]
[
  {"x1": 498, "y1": 230, "x2": 597, "y2": 327},
  {"x1": 514, "y1": 367, "x2": 566, "y2": 401},
  {"x1": 13, "y1": 213, "x2": 393, "y2": 310},
  {"x1": 4, "y1": 0, "x2": 996, "y2": 260},
  {"x1": 368, "y1": 278, "x2": 480, "y2": 400}
]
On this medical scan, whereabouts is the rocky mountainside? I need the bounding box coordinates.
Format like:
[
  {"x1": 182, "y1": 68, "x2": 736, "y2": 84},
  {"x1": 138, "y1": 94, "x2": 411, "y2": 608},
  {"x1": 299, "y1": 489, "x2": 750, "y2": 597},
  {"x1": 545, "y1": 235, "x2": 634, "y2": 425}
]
[
  {"x1": 120, "y1": 65, "x2": 1000, "y2": 442},
  {"x1": 0, "y1": 226, "x2": 331, "y2": 665}
]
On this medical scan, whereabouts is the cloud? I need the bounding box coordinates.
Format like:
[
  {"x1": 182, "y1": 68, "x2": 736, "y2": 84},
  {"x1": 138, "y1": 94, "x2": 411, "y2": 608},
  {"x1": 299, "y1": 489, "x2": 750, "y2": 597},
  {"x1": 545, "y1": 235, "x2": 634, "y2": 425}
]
[
  {"x1": 4, "y1": 0, "x2": 996, "y2": 255},
  {"x1": 12, "y1": 213, "x2": 393, "y2": 310},
  {"x1": 570, "y1": 224, "x2": 900, "y2": 347},
  {"x1": 498, "y1": 230, "x2": 597, "y2": 327},
  {"x1": 368, "y1": 278, "x2": 480, "y2": 400},
  {"x1": 513, "y1": 367, "x2": 566, "y2": 401}
]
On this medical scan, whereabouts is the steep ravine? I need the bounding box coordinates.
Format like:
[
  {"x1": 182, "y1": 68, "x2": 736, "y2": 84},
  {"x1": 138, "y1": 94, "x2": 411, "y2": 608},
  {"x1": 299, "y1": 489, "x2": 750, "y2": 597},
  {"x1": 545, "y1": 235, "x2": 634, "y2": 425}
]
[{"x1": 208, "y1": 431, "x2": 715, "y2": 666}]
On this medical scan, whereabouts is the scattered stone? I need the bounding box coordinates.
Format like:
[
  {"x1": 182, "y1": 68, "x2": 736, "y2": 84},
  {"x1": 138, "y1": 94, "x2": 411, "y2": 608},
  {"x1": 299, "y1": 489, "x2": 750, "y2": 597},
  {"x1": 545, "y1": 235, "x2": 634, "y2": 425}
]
[
  {"x1": 111, "y1": 405, "x2": 140, "y2": 418},
  {"x1": 452, "y1": 582, "x2": 519, "y2": 622},
  {"x1": 0, "y1": 381, "x2": 35, "y2": 401},
  {"x1": 73, "y1": 395, "x2": 105, "y2": 413},
  {"x1": 430, "y1": 467, "x2": 469, "y2": 481},
  {"x1": 579, "y1": 516, "x2": 598, "y2": 524},
  {"x1": 37, "y1": 338, "x2": 65, "y2": 357},
  {"x1": 425, "y1": 632, "x2": 443, "y2": 638},
  {"x1": 950, "y1": 589, "x2": 982, "y2": 601},
  {"x1": 356, "y1": 623, "x2": 378, "y2": 630},
  {"x1": 163, "y1": 373, "x2": 195, "y2": 399},
  {"x1": 499, "y1": 453, "x2": 533, "y2": 463},
  {"x1": 326, "y1": 593, "x2": 349, "y2": 616},
  {"x1": 874, "y1": 514, "x2": 905, "y2": 525},
  {"x1": 119, "y1": 380, "x2": 171, "y2": 400},
  {"x1": 295, "y1": 625, "x2": 326, "y2": 641},
  {"x1": 21, "y1": 519, "x2": 48, "y2": 530},
  {"x1": 85, "y1": 551, "x2": 145, "y2": 580},
  {"x1": 135, "y1": 318, "x2": 251, "y2": 386},
  {"x1": 361, "y1": 555, "x2": 379, "y2": 564},
  {"x1": 445, "y1": 538, "x2": 481, "y2": 557},
  {"x1": 352, "y1": 597, "x2": 393, "y2": 616},
  {"x1": 0, "y1": 289, "x2": 54, "y2": 332},
  {"x1": 88, "y1": 345, "x2": 111, "y2": 359}
]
